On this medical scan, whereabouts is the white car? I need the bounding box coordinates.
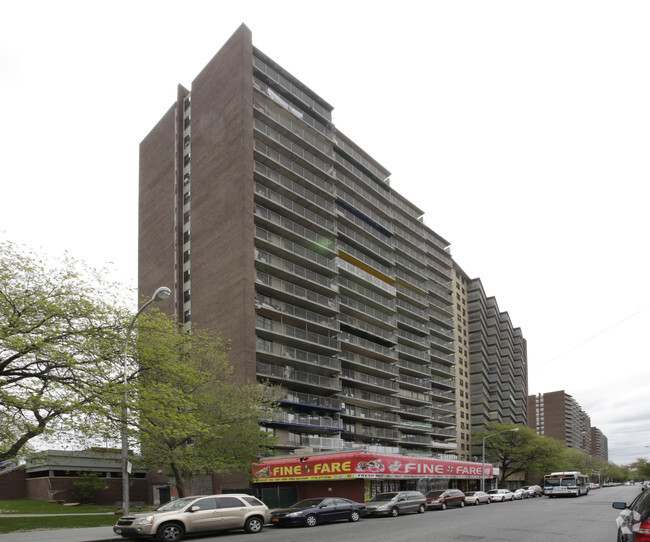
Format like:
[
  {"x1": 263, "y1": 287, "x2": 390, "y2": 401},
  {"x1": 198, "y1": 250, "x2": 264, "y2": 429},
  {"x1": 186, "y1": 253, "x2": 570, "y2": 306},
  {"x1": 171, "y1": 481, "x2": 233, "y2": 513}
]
[
  {"x1": 464, "y1": 491, "x2": 491, "y2": 505},
  {"x1": 487, "y1": 489, "x2": 514, "y2": 502}
]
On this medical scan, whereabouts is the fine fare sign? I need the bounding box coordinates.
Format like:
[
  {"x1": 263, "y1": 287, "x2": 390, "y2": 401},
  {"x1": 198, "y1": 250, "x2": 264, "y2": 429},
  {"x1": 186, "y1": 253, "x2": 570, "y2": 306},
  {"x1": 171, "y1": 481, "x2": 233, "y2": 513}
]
[{"x1": 253, "y1": 454, "x2": 493, "y2": 482}]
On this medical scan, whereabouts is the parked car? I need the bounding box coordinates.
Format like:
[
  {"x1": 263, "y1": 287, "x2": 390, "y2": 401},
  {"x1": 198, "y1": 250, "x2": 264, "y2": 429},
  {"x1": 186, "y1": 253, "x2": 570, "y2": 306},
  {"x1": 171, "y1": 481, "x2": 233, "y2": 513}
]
[
  {"x1": 513, "y1": 489, "x2": 529, "y2": 500},
  {"x1": 270, "y1": 497, "x2": 366, "y2": 527},
  {"x1": 487, "y1": 489, "x2": 514, "y2": 502},
  {"x1": 464, "y1": 491, "x2": 491, "y2": 505},
  {"x1": 365, "y1": 491, "x2": 427, "y2": 517},
  {"x1": 521, "y1": 485, "x2": 543, "y2": 497},
  {"x1": 612, "y1": 488, "x2": 650, "y2": 541},
  {"x1": 425, "y1": 489, "x2": 466, "y2": 510},
  {"x1": 113, "y1": 494, "x2": 270, "y2": 541}
]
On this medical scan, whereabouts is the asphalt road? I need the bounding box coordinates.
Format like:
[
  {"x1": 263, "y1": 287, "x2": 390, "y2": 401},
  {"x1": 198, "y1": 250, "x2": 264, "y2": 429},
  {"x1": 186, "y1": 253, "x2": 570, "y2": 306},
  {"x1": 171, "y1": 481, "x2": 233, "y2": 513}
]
[{"x1": 1, "y1": 485, "x2": 642, "y2": 542}]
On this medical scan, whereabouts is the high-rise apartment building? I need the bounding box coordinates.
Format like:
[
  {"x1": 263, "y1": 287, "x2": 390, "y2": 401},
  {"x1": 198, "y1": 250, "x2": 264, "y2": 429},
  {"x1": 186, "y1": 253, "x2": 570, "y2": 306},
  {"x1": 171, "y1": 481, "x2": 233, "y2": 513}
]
[
  {"x1": 590, "y1": 427, "x2": 608, "y2": 462},
  {"x1": 466, "y1": 279, "x2": 528, "y2": 455},
  {"x1": 139, "y1": 25, "x2": 459, "y2": 463},
  {"x1": 452, "y1": 263, "x2": 472, "y2": 461},
  {"x1": 527, "y1": 390, "x2": 601, "y2": 457}
]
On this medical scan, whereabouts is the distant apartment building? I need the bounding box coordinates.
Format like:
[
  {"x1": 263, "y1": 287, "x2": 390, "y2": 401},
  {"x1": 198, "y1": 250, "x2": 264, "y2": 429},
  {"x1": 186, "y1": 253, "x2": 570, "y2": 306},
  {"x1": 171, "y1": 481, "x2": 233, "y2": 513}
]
[
  {"x1": 452, "y1": 263, "x2": 472, "y2": 461},
  {"x1": 466, "y1": 279, "x2": 528, "y2": 456},
  {"x1": 139, "y1": 24, "x2": 460, "y2": 470},
  {"x1": 591, "y1": 427, "x2": 608, "y2": 462},
  {"x1": 527, "y1": 390, "x2": 604, "y2": 457}
]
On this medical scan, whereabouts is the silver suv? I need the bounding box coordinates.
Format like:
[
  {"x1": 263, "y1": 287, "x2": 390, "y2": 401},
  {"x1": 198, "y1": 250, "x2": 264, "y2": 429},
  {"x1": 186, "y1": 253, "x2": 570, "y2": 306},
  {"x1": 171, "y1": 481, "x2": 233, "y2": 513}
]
[
  {"x1": 113, "y1": 494, "x2": 270, "y2": 541},
  {"x1": 365, "y1": 491, "x2": 427, "y2": 517}
]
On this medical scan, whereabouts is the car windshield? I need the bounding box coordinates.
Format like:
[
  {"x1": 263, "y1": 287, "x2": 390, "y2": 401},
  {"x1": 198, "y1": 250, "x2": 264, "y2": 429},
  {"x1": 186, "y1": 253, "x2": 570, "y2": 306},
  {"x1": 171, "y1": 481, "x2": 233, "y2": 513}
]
[
  {"x1": 369, "y1": 493, "x2": 398, "y2": 502},
  {"x1": 487, "y1": 490, "x2": 500, "y2": 494},
  {"x1": 426, "y1": 491, "x2": 444, "y2": 497},
  {"x1": 289, "y1": 499, "x2": 324, "y2": 508},
  {"x1": 156, "y1": 497, "x2": 196, "y2": 511},
  {"x1": 466, "y1": 492, "x2": 478, "y2": 497}
]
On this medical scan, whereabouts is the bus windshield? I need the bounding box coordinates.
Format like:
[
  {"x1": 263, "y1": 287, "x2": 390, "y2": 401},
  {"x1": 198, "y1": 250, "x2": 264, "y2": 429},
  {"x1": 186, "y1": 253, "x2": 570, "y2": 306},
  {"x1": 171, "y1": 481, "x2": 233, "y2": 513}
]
[{"x1": 545, "y1": 476, "x2": 576, "y2": 487}]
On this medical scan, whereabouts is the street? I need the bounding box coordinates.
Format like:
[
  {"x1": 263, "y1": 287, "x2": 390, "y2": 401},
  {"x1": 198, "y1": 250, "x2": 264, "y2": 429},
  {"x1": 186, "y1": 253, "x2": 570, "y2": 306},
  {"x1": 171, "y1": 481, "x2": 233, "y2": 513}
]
[{"x1": 1, "y1": 485, "x2": 640, "y2": 542}]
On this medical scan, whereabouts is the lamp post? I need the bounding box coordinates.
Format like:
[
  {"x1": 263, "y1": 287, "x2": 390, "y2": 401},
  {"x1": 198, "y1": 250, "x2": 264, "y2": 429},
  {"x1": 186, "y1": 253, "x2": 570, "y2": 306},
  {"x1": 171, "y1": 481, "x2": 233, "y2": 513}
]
[
  {"x1": 121, "y1": 286, "x2": 171, "y2": 515},
  {"x1": 481, "y1": 427, "x2": 519, "y2": 492}
]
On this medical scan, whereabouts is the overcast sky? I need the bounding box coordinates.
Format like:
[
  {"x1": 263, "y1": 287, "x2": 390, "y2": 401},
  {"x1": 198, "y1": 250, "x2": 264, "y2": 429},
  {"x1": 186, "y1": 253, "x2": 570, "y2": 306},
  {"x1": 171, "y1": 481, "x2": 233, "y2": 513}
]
[{"x1": 2, "y1": 1, "x2": 649, "y2": 467}]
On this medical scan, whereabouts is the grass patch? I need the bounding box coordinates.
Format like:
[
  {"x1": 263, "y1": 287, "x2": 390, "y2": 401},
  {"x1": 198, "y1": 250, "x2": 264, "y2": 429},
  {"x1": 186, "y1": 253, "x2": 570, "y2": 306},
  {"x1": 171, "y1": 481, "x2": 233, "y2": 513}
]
[
  {"x1": 0, "y1": 499, "x2": 119, "y2": 534},
  {"x1": 0, "y1": 514, "x2": 117, "y2": 534},
  {"x1": 0, "y1": 498, "x2": 115, "y2": 514}
]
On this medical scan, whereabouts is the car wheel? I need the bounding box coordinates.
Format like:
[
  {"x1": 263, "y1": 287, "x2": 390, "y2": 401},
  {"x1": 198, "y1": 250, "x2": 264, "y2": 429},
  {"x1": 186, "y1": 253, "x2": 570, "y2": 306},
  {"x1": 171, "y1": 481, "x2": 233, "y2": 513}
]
[
  {"x1": 305, "y1": 514, "x2": 318, "y2": 527},
  {"x1": 440, "y1": 503, "x2": 447, "y2": 510},
  {"x1": 349, "y1": 510, "x2": 360, "y2": 522},
  {"x1": 244, "y1": 516, "x2": 264, "y2": 533},
  {"x1": 474, "y1": 500, "x2": 479, "y2": 505},
  {"x1": 156, "y1": 523, "x2": 184, "y2": 542},
  {"x1": 417, "y1": 504, "x2": 426, "y2": 513},
  {"x1": 460, "y1": 501, "x2": 465, "y2": 508},
  {"x1": 390, "y1": 507, "x2": 399, "y2": 517}
]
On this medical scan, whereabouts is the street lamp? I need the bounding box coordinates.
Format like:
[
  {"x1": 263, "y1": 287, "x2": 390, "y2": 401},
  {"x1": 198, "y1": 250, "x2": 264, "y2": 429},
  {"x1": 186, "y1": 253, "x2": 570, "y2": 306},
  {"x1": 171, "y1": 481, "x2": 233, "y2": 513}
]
[
  {"x1": 482, "y1": 427, "x2": 519, "y2": 492},
  {"x1": 121, "y1": 286, "x2": 171, "y2": 515}
]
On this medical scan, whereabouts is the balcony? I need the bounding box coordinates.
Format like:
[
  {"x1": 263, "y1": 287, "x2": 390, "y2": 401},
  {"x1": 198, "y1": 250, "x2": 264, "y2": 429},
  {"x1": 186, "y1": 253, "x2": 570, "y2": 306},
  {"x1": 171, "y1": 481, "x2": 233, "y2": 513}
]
[
  {"x1": 254, "y1": 176, "x2": 334, "y2": 232},
  {"x1": 255, "y1": 294, "x2": 338, "y2": 331},
  {"x1": 255, "y1": 205, "x2": 336, "y2": 258},
  {"x1": 257, "y1": 362, "x2": 340, "y2": 392},
  {"x1": 343, "y1": 406, "x2": 399, "y2": 425},
  {"x1": 339, "y1": 350, "x2": 398, "y2": 379},
  {"x1": 341, "y1": 387, "x2": 400, "y2": 409},
  {"x1": 255, "y1": 248, "x2": 336, "y2": 294},
  {"x1": 341, "y1": 368, "x2": 398, "y2": 393},
  {"x1": 339, "y1": 332, "x2": 397, "y2": 361},
  {"x1": 287, "y1": 434, "x2": 345, "y2": 451},
  {"x1": 256, "y1": 318, "x2": 339, "y2": 353},
  {"x1": 339, "y1": 313, "x2": 395, "y2": 343},
  {"x1": 256, "y1": 342, "x2": 340, "y2": 371},
  {"x1": 340, "y1": 294, "x2": 396, "y2": 328},
  {"x1": 261, "y1": 410, "x2": 343, "y2": 431}
]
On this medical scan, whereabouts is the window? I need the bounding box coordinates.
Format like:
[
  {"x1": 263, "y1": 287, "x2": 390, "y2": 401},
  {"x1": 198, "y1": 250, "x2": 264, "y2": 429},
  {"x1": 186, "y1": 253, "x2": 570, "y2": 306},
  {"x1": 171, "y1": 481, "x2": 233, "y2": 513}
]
[
  {"x1": 183, "y1": 269, "x2": 190, "y2": 283},
  {"x1": 217, "y1": 496, "x2": 245, "y2": 509},
  {"x1": 184, "y1": 289, "x2": 190, "y2": 303},
  {"x1": 193, "y1": 498, "x2": 217, "y2": 510},
  {"x1": 242, "y1": 496, "x2": 264, "y2": 507}
]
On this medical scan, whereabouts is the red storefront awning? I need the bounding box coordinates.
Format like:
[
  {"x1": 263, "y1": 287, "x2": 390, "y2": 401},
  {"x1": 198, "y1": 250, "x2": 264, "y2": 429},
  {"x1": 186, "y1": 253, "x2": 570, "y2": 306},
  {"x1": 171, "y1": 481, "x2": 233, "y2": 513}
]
[{"x1": 253, "y1": 451, "x2": 493, "y2": 482}]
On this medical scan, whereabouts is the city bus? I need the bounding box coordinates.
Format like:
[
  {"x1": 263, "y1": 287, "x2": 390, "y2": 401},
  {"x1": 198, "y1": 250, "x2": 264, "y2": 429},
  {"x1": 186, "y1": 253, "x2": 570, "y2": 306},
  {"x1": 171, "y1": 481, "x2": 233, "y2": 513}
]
[{"x1": 543, "y1": 471, "x2": 590, "y2": 497}]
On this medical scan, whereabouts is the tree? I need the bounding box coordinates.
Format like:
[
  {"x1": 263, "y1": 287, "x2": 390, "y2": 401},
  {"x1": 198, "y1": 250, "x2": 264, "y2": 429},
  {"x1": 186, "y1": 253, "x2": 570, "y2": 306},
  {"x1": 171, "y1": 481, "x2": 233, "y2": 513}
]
[
  {"x1": 0, "y1": 241, "x2": 128, "y2": 461},
  {"x1": 71, "y1": 472, "x2": 109, "y2": 503},
  {"x1": 628, "y1": 458, "x2": 650, "y2": 480},
  {"x1": 477, "y1": 422, "x2": 565, "y2": 485},
  {"x1": 130, "y1": 311, "x2": 277, "y2": 497}
]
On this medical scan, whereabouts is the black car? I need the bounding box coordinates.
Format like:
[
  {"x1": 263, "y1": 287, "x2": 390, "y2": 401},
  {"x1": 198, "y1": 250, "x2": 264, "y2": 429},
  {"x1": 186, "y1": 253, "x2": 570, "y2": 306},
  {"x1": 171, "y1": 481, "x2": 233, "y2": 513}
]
[
  {"x1": 613, "y1": 489, "x2": 650, "y2": 541},
  {"x1": 270, "y1": 497, "x2": 366, "y2": 527}
]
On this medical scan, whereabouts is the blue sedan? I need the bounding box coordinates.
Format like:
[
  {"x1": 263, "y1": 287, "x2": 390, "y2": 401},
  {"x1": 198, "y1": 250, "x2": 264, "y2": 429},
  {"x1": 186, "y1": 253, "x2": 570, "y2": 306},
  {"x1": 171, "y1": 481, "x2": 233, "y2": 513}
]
[{"x1": 270, "y1": 497, "x2": 367, "y2": 527}]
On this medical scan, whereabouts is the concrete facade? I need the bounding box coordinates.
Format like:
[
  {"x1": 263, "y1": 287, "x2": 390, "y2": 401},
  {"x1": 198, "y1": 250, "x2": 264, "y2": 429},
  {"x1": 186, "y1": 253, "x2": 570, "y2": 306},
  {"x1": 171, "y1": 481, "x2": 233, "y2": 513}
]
[{"x1": 466, "y1": 279, "x2": 528, "y2": 456}]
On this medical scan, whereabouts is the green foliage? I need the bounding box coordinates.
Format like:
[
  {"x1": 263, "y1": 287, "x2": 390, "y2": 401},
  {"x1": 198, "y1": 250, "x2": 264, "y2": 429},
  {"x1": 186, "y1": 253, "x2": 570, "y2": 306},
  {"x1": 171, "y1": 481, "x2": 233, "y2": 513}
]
[
  {"x1": 0, "y1": 241, "x2": 130, "y2": 461},
  {"x1": 477, "y1": 422, "x2": 565, "y2": 483},
  {"x1": 628, "y1": 458, "x2": 650, "y2": 480},
  {"x1": 131, "y1": 312, "x2": 278, "y2": 496},
  {"x1": 71, "y1": 472, "x2": 109, "y2": 503}
]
